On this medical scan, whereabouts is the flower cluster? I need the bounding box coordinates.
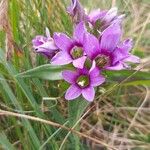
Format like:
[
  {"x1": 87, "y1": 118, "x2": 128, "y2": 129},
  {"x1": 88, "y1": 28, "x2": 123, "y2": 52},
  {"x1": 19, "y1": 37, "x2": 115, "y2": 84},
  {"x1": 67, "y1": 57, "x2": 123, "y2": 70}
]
[{"x1": 32, "y1": 0, "x2": 140, "y2": 102}]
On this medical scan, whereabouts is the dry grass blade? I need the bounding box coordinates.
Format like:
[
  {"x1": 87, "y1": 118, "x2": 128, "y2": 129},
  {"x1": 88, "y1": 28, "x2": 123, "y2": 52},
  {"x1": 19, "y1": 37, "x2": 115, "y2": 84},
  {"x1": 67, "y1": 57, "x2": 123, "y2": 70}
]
[
  {"x1": 96, "y1": 61, "x2": 149, "y2": 101},
  {"x1": 59, "y1": 106, "x2": 94, "y2": 150},
  {"x1": 0, "y1": 109, "x2": 117, "y2": 150},
  {"x1": 0, "y1": 0, "x2": 14, "y2": 60},
  {"x1": 118, "y1": 86, "x2": 150, "y2": 149},
  {"x1": 134, "y1": 13, "x2": 150, "y2": 51},
  {"x1": 0, "y1": 0, "x2": 7, "y2": 28}
]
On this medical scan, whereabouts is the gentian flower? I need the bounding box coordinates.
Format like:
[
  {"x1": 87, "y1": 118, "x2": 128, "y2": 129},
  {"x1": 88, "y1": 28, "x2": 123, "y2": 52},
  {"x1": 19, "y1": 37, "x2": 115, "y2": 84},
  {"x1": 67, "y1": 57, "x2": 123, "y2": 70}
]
[
  {"x1": 67, "y1": 0, "x2": 87, "y2": 24},
  {"x1": 88, "y1": 7, "x2": 125, "y2": 29},
  {"x1": 62, "y1": 65, "x2": 105, "y2": 101},
  {"x1": 51, "y1": 22, "x2": 87, "y2": 69},
  {"x1": 84, "y1": 23, "x2": 140, "y2": 70},
  {"x1": 67, "y1": 0, "x2": 124, "y2": 30},
  {"x1": 32, "y1": 28, "x2": 58, "y2": 59}
]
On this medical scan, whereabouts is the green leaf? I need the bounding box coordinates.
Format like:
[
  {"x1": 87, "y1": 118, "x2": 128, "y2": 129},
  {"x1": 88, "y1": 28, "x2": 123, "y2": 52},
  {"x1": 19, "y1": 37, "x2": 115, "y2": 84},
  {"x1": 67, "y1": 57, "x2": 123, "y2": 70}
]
[
  {"x1": 123, "y1": 80, "x2": 150, "y2": 86},
  {"x1": 0, "y1": 132, "x2": 16, "y2": 150},
  {"x1": 67, "y1": 97, "x2": 89, "y2": 150},
  {"x1": 15, "y1": 64, "x2": 64, "y2": 80},
  {"x1": 105, "y1": 70, "x2": 150, "y2": 80},
  {"x1": 68, "y1": 97, "x2": 89, "y2": 126}
]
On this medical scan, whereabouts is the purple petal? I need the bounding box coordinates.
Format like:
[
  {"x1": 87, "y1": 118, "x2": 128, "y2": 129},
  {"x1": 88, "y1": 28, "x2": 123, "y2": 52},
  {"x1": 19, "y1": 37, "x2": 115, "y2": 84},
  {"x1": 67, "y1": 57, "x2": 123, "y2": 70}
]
[
  {"x1": 100, "y1": 23, "x2": 122, "y2": 52},
  {"x1": 111, "y1": 47, "x2": 127, "y2": 65},
  {"x1": 77, "y1": 67, "x2": 88, "y2": 75},
  {"x1": 73, "y1": 56, "x2": 87, "y2": 69},
  {"x1": 45, "y1": 27, "x2": 51, "y2": 38},
  {"x1": 88, "y1": 9, "x2": 107, "y2": 24},
  {"x1": 65, "y1": 84, "x2": 81, "y2": 100},
  {"x1": 90, "y1": 75, "x2": 105, "y2": 87},
  {"x1": 67, "y1": 0, "x2": 87, "y2": 24},
  {"x1": 73, "y1": 22, "x2": 86, "y2": 43},
  {"x1": 102, "y1": 7, "x2": 118, "y2": 23},
  {"x1": 36, "y1": 47, "x2": 53, "y2": 54},
  {"x1": 32, "y1": 36, "x2": 46, "y2": 47},
  {"x1": 118, "y1": 39, "x2": 133, "y2": 52},
  {"x1": 89, "y1": 64, "x2": 99, "y2": 76},
  {"x1": 90, "y1": 67, "x2": 105, "y2": 86},
  {"x1": 105, "y1": 62, "x2": 125, "y2": 70},
  {"x1": 84, "y1": 33, "x2": 100, "y2": 59},
  {"x1": 40, "y1": 40, "x2": 57, "y2": 50},
  {"x1": 62, "y1": 70, "x2": 78, "y2": 84},
  {"x1": 89, "y1": 60, "x2": 96, "y2": 73},
  {"x1": 36, "y1": 48, "x2": 54, "y2": 58},
  {"x1": 53, "y1": 33, "x2": 73, "y2": 51},
  {"x1": 123, "y1": 55, "x2": 140, "y2": 63},
  {"x1": 112, "y1": 14, "x2": 125, "y2": 25},
  {"x1": 82, "y1": 86, "x2": 95, "y2": 102},
  {"x1": 51, "y1": 51, "x2": 72, "y2": 65},
  {"x1": 111, "y1": 39, "x2": 133, "y2": 64},
  {"x1": 67, "y1": 0, "x2": 78, "y2": 16}
]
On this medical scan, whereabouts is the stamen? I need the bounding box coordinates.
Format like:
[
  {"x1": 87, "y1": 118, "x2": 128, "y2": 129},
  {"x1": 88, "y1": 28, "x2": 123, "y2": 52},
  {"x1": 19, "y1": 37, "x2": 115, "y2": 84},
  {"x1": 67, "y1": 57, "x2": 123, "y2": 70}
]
[
  {"x1": 95, "y1": 54, "x2": 110, "y2": 68},
  {"x1": 76, "y1": 75, "x2": 89, "y2": 88},
  {"x1": 71, "y1": 47, "x2": 83, "y2": 59}
]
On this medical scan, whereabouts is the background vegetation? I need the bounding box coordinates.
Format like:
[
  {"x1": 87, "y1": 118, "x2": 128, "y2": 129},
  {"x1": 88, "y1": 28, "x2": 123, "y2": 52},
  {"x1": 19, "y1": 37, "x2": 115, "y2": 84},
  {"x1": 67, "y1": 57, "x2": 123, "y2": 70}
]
[{"x1": 0, "y1": 0, "x2": 150, "y2": 149}]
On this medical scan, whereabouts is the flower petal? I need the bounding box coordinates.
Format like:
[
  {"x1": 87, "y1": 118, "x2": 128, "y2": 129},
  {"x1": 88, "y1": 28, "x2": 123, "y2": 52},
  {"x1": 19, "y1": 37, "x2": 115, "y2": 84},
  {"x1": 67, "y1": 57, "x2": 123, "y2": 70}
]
[
  {"x1": 102, "y1": 7, "x2": 118, "y2": 23},
  {"x1": 73, "y1": 22, "x2": 86, "y2": 43},
  {"x1": 40, "y1": 40, "x2": 58, "y2": 50},
  {"x1": 112, "y1": 14, "x2": 125, "y2": 25},
  {"x1": 82, "y1": 86, "x2": 95, "y2": 102},
  {"x1": 67, "y1": 0, "x2": 86, "y2": 24},
  {"x1": 65, "y1": 85, "x2": 81, "y2": 100},
  {"x1": 36, "y1": 47, "x2": 53, "y2": 54},
  {"x1": 89, "y1": 64, "x2": 99, "y2": 76},
  {"x1": 118, "y1": 39, "x2": 133, "y2": 52},
  {"x1": 84, "y1": 33, "x2": 100, "y2": 59},
  {"x1": 62, "y1": 70, "x2": 78, "y2": 84},
  {"x1": 89, "y1": 9, "x2": 107, "y2": 24},
  {"x1": 51, "y1": 51, "x2": 72, "y2": 65},
  {"x1": 53, "y1": 33, "x2": 73, "y2": 51},
  {"x1": 36, "y1": 48, "x2": 54, "y2": 58},
  {"x1": 90, "y1": 67, "x2": 105, "y2": 86},
  {"x1": 90, "y1": 75, "x2": 105, "y2": 87},
  {"x1": 32, "y1": 36, "x2": 46, "y2": 47},
  {"x1": 73, "y1": 56, "x2": 87, "y2": 69},
  {"x1": 123, "y1": 55, "x2": 140, "y2": 63},
  {"x1": 100, "y1": 23, "x2": 122, "y2": 52},
  {"x1": 67, "y1": 0, "x2": 77, "y2": 15},
  {"x1": 89, "y1": 60, "x2": 96, "y2": 73},
  {"x1": 105, "y1": 62, "x2": 125, "y2": 70},
  {"x1": 111, "y1": 47, "x2": 127, "y2": 65},
  {"x1": 45, "y1": 27, "x2": 51, "y2": 38},
  {"x1": 111, "y1": 39, "x2": 133, "y2": 64}
]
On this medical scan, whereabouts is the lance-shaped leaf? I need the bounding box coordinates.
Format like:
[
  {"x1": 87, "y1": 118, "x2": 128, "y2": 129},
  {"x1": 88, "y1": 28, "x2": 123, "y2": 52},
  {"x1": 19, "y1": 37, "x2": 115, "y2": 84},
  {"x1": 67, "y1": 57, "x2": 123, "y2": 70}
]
[{"x1": 15, "y1": 64, "x2": 65, "y2": 80}]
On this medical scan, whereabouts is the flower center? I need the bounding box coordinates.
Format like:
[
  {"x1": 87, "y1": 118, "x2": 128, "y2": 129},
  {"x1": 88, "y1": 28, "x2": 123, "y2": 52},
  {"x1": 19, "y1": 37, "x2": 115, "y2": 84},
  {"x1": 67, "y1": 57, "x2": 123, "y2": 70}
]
[
  {"x1": 76, "y1": 75, "x2": 89, "y2": 88},
  {"x1": 95, "y1": 54, "x2": 110, "y2": 68},
  {"x1": 71, "y1": 47, "x2": 83, "y2": 59}
]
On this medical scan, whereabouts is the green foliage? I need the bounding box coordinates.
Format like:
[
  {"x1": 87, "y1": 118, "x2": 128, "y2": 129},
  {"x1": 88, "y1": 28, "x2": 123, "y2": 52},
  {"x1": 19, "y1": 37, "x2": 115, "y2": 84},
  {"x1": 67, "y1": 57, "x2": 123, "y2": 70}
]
[{"x1": 15, "y1": 64, "x2": 64, "y2": 81}]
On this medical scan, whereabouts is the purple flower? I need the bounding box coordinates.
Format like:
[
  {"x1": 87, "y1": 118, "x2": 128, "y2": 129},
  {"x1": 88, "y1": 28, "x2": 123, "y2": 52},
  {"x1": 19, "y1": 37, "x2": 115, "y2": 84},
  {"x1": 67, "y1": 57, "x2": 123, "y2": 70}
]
[
  {"x1": 88, "y1": 7, "x2": 125, "y2": 29},
  {"x1": 62, "y1": 65, "x2": 105, "y2": 101},
  {"x1": 67, "y1": 0, "x2": 87, "y2": 24},
  {"x1": 84, "y1": 23, "x2": 140, "y2": 70},
  {"x1": 51, "y1": 22, "x2": 87, "y2": 69},
  {"x1": 32, "y1": 28, "x2": 58, "y2": 59},
  {"x1": 67, "y1": 0, "x2": 124, "y2": 29}
]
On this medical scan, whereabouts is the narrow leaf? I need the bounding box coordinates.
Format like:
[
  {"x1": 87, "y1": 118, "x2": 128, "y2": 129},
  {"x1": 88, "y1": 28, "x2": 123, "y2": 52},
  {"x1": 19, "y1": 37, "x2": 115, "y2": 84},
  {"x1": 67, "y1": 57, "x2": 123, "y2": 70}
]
[{"x1": 15, "y1": 64, "x2": 64, "y2": 80}]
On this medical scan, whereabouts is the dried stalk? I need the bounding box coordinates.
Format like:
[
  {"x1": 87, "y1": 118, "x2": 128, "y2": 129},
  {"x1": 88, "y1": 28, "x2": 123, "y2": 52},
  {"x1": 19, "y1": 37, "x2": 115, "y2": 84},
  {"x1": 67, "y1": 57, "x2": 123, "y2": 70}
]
[
  {"x1": 0, "y1": 109, "x2": 117, "y2": 150},
  {"x1": 0, "y1": 0, "x2": 14, "y2": 60}
]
